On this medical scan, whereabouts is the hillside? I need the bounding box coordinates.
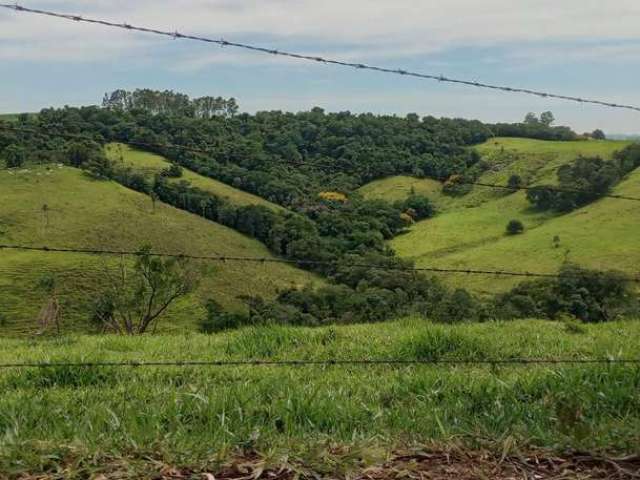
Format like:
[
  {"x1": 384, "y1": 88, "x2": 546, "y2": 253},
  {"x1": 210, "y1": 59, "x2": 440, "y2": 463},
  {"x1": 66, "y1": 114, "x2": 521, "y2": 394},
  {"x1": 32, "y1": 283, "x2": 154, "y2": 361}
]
[
  {"x1": 105, "y1": 143, "x2": 285, "y2": 210},
  {"x1": 0, "y1": 165, "x2": 318, "y2": 335},
  {"x1": 358, "y1": 138, "x2": 638, "y2": 294}
]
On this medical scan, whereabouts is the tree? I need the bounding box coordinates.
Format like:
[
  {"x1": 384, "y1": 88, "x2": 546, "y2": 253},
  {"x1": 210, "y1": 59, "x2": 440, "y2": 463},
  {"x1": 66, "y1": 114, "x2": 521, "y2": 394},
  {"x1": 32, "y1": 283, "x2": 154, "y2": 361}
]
[
  {"x1": 84, "y1": 153, "x2": 113, "y2": 179},
  {"x1": 524, "y1": 112, "x2": 539, "y2": 125},
  {"x1": 161, "y1": 164, "x2": 183, "y2": 178},
  {"x1": 540, "y1": 111, "x2": 555, "y2": 127},
  {"x1": 92, "y1": 245, "x2": 200, "y2": 334},
  {"x1": 3, "y1": 145, "x2": 25, "y2": 168},
  {"x1": 401, "y1": 194, "x2": 435, "y2": 220},
  {"x1": 507, "y1": 174, "x2": 523, "y2": 191},
  {"x1": 506, "y1": 219, "x2": 524, "y2": 235},
  {"x1": 591, "y1": 129, "x2": 606, "y2": 140}
]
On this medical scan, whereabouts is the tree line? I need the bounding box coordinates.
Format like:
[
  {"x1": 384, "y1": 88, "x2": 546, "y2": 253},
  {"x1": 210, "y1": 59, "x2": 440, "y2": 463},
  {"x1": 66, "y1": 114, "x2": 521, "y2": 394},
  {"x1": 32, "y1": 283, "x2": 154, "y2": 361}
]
[{"x1": 526, "y1": 145, "x2": 640, "y2": 212}]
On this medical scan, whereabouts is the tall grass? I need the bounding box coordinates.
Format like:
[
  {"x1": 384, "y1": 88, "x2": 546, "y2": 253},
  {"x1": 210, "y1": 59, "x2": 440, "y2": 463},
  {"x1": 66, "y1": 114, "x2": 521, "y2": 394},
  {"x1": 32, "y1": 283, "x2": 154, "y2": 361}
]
[{"x1": 1, "y1": 318, "x2": 639, "y2": 473}]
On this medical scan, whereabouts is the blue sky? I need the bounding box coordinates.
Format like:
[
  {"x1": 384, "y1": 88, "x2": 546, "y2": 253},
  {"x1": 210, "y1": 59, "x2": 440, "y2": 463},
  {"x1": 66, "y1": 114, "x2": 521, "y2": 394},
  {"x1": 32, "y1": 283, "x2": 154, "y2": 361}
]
[{"x1": 1, "y1": 0, "x2": 639, "y2": 134}]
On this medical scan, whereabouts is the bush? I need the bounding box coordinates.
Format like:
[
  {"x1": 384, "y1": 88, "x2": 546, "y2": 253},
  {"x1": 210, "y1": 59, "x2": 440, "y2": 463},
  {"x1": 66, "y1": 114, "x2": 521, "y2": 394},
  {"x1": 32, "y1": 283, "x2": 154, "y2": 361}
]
[
  {"x1": 161, "y1": 164, "x2": 183, "y2": 178},
  {"x1": 494, "y1": 264, "x2": 638, "y2": 322},
  {"x1": 507, "y1": 174, "x2": 523, "y2": 191},
  {"x1": 399, "y1": 194, "x2": 435, "y2": 220},
  {"x1": 199, "y1": 299, "x2": 249, "y2": 333},
  {"x1": 3, "y1": 145, "x2": 25, "y2": 168},
  {"x1": 506, "y1": 219, "x2": 524, "y2": 235}
]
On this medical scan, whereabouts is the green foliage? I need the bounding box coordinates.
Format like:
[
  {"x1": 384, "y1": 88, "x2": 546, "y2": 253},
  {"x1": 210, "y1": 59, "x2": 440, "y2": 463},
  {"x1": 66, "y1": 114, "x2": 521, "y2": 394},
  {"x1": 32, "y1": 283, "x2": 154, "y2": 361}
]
[
  {"x1": 527, "y1": 153, "x2": 639, "y2": 212},
  {"x1": 400, "y1": 326, "x2": 493, "y2": 361},
  {"x1": 161, "y1": 163, "x2": 183, "y2": 178},
  {"x1": 37, "y1": 273, "x2": 56, "y2": 294},
  {"x1": 492, "y1": 118, "x2": 576, "y2": 141},
  {"x1": 540, "y1": 111, "x2": 555, "y2": 127},
  {"x1": 199, "y1": 299, "x2": 249, "y2": 333},
  {"x1": 102, "y1": 88, "x2": 238, "y2": 118},
  {"x1": 396, "y1": 194, "x2": 435, "y2": 220},
  {"x1": 559, "y1": 314, "x2": 587, "y2": 334},
  {"x1": 591, "y1": 129, "x2": 606, "y2": 140},
  {"x1": 506, "y1": 219, "x2": 524, "y2": 235},
  {"x1": 3, "y1": 144, "x2": 25, "y2": 168},
  {"x1": 507, "y1": 174, "x2": 523, "y2": 190},
  {"x1": 91, "y1": 245, "x2": 201, "y2": 334},
  {"x1": 495, "y1": 264, "x2": 638, "y2": 322}
]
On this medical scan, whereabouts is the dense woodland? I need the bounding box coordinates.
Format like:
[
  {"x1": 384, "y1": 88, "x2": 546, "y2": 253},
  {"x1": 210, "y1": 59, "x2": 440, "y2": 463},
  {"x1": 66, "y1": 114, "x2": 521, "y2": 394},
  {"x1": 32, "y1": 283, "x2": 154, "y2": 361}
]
[{"x1": 1, "y1": 89, "x2": 639, "y2": 330}]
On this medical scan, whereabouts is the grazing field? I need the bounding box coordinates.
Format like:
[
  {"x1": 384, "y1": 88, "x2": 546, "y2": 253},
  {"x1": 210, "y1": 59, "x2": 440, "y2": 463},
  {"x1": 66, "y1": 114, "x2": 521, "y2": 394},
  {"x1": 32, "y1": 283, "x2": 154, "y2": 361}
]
[
  {"x1": 365, "y1": 138, "x2": 640, "y2": 294},
  {"x1": 357, "y1": 175, "x2": 449, "y2": 206},
  {"x1": 105, "y1": 143, "x2": 285, "y2": 210},
  {"x1": 1, "y1": 318, "x2": 639, "y2": 476},
  {"x1": 0, "y1": 113, "x2": 36, "y2": 122},
  {"x1": 0, "y1": 165, "x2": 318, "y2": 335}
]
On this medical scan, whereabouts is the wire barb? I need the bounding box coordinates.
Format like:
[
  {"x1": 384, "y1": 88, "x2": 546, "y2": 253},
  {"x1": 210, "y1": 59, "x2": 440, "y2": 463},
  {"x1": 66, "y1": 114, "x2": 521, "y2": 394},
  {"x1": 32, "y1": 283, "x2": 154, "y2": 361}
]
[{"x1": 2, "y1": 3, "x2": 640, "y2": 112}]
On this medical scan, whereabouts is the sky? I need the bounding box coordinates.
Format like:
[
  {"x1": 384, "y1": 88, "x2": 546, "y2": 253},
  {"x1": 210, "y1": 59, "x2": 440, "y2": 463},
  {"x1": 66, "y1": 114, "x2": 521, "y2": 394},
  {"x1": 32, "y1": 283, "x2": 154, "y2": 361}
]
[{"x1": 1, "y1": 0, "x2": 639, "y2": 134}]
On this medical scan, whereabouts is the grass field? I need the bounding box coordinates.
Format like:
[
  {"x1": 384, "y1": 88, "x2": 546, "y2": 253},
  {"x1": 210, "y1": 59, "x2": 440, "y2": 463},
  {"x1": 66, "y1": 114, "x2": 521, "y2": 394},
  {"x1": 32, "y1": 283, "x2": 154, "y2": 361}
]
[
  {"x1": 360, "y1": 138, "x2": 640, "y2": 294},
  {"x1": 0, "y1": 114, "x2": 20, "y2": 122},
  {"x1": 106, "y1": 143, "x2": 285, "y2": 210},
  {"x1": 1, "y1": 318, "x2": 639, "y2": 475},
  {"x1": 0, "y1": 165, "x2": 318, "y2": 335},
  {"x1": 0, "y1": 113, "x2": 37, "y2": 122}
]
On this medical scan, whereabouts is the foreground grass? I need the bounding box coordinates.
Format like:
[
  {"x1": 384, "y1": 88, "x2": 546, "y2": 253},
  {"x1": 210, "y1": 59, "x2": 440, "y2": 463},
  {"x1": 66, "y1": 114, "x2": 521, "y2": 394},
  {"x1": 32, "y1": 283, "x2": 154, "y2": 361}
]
[{"x1": 1, "y1": 318, "x2": 639, "y2": 474}]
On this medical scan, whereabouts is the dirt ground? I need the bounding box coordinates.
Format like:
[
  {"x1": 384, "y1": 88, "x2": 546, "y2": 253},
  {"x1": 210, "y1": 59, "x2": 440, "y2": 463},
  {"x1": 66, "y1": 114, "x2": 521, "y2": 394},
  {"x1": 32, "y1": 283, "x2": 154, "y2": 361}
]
[{"x1": 10, "y1": 449, "x2": 640, "y2": 480}]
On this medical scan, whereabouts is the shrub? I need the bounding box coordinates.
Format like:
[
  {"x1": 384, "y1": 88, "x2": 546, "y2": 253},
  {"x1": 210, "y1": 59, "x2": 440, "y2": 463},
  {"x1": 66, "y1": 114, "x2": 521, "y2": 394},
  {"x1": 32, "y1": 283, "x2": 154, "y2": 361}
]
[
  {"x1": 558, "y1": 313, "x2": 586, "y2": 334},
  {"x1": 3, "y1": 145, "x2": 25, "y2": 168},
  {"x1": 506, "y1": 219, "x2": 524, "y2": 235},
  {"x1": 400, "y1": 194, "x2": 435, "y2": 220},
  {"x1": 507, "y1": 174, "x2": 523, "y2": 191},
  {"x1": 199, "y1": 299, "x2": 249, "y2": 333},
  {"x1": 494, "y1": 264, "x2": 638, "y2": 322},
  {"x1": 161, "y1": 164, "x2": 183, "y2": 178}
]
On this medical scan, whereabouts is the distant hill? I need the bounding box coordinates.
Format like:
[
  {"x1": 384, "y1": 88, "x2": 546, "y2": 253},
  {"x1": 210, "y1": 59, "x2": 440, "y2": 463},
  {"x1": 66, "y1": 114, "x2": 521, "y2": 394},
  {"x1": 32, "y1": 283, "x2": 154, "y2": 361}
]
[
  {"x1": 0, "y1": 165, "x2": 319, "y2": 335},
  {"x1": 608, "y1": 134, "x2": 640, "y2": 141},
  {"x1": 359, "y1": 137, "x2": 638, "y2": 294}
]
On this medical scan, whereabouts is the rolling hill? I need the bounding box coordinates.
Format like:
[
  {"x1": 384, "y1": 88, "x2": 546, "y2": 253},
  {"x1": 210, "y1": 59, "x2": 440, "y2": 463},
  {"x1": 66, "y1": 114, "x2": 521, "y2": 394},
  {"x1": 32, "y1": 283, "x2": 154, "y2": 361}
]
[
  {"x1": 105, "y1": 143, "x2": 285, "y2": 210},
  {"x1": 0, "y1": 164, "x2": 318, "y2": 335},
  {"x1": 360, "y1": 137, "x2": 638, "y2": 294}
]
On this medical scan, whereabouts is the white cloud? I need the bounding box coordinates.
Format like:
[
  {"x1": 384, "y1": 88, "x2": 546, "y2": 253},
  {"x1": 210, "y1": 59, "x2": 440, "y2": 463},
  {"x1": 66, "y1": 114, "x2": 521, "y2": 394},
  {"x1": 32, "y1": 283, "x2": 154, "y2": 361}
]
[{"x1": 1, "y1": 0, "x2": 640, "y2": 64}]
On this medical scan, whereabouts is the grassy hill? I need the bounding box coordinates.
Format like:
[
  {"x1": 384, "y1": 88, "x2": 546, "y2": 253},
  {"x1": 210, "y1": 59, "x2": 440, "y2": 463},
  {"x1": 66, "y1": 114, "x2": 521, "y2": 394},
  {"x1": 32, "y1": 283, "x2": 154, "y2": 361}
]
[
  {"x1": 2, "y1": 318, "x2": 639, "y2": 474},
  {"x1": 0, "y1": 165, "x2": 318, "y2": 335},
  {"x1": 359, "y1": 138, "x2": 638, "y2": 294},
  {"x1": 106, "y1": 143, "x2": 284, "y2": 210}
]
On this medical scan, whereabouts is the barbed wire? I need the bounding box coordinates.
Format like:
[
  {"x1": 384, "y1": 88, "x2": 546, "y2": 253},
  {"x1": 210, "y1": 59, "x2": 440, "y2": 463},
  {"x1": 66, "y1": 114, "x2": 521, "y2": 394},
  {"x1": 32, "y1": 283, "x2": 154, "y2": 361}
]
[
  {"x1": 1, "y1": 3, "x2": 640, "y2": 113},
  {"x1": 0, "y1": 358, "x2": 638, "y2": 369},
  {"x1": 1, "y1": 244, "x2": 639, "y2": 282},
  {"x1": 2, "y1": 123, "x2": 640, "y2": 202}
]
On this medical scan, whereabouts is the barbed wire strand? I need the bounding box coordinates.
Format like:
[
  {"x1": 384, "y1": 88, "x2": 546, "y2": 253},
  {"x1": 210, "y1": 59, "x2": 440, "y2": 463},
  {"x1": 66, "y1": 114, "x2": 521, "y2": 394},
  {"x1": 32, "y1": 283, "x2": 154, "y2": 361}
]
[
  {"x1": 1, "y1": 244, "x2": 639, "y2": 282},
  {"x1": 2, "y1": 123, "x2": 640, "y2": 202},
  {"x1": 0, "y1": 358, "x2": 638, "y2": 369},
  {"x1": 1, "y1": 3, "x2": 640, "y2": 113}
]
